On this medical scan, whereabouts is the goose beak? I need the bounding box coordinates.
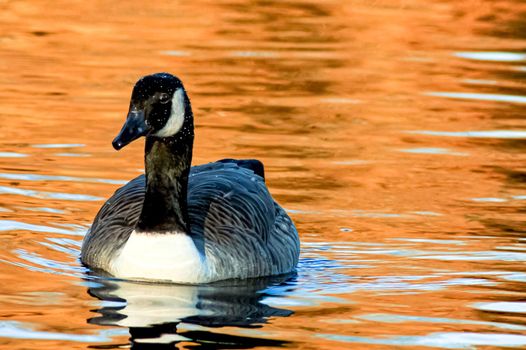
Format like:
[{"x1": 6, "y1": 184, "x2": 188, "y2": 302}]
[{"x1": 112, "y1": 109, "x2": 148, "y2": 150}]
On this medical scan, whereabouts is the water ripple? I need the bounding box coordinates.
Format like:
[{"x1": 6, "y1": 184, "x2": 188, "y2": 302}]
[
  {"x1": 54, "y1": 153, "x2": 90, "y2": 157},
  {"x1": 462, "y1": 79, "x2": 498, "y2": 86},
  {"x1": 0, "y1": 249, "x2": 86, "y2": 279},
  {"x1": 397, "y1": 147, "x2": 468, "y2": 156},
  {"x1": 454, "y1": 51, "x2": 526, "y2": 62},
  {"x1": 0, "y1": 185, "x2": 102, "y2": 201},
  {"x1": 0, "y1": 321, "x2": 126, "y2": 342},
  {"x1": 0, "y1": 152, "x2": 27, "y2": 158},
  {"x1": 391, "y1": 238, "x2": 465, "y2": 246},
  {"x1": 159, "y1": 50, "x2": 190, "y2": 57},
  {"x1": 17, "y1": 206, "x2": 66, "y2": 214},
  {"x1": 356, "y1": 313, "x2": 526, "y2": 331},
  {"x1": 31, "y1": 143, "x2": 85, "y2": 149},
  {"x1": 425, "y1": 92, "x2": 526, "y2": 104},
  {"x1": 320, "y1": 97, "x2": 360, "y2": 104},
  {"x1": 471, "y1": 197, "x2": 507, "y2": 203},
  {"x1": 407, "y1": 130, "x2": 526, "y2": 139},
  {"x1": 0, "y1": 220, "x2": 80, "y2": 235},
  {"x1": 230, "y1": 51, "x2": 278, "y2": 58},
  {"x1": 473, "y1": 301, "x2": 526, "y2": 314},
  {"x1": 0, "y1": 172, "x2": 127, "y2": 185},
  {"x1": 317, "y1": 332, "x2": 526, "y2": 348},
  {"x1": 415, "y1": 251, "x2": 526, "y2": 262},
  {"x1": 39, "y1": 238, "x2": 80, "y2": 256}
]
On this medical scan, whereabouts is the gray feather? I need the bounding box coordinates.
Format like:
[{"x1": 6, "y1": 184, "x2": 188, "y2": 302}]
[{"x1": 81, "y1": 161, "x2": 300, "y2": 279}]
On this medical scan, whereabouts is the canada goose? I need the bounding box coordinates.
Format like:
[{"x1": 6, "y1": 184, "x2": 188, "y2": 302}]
[{"x1": 81, "y1": 73, "x2": 300, "y2": 283}]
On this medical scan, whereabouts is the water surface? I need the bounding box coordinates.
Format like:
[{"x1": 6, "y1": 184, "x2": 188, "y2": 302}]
[{"x1": 1, "y1": 0, "x2": 526, "y2": 349}]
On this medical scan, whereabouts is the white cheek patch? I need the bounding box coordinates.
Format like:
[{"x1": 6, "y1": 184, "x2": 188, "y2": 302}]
[{"x1": 155, "y1": 88, "x2": 185, "y2": 137}]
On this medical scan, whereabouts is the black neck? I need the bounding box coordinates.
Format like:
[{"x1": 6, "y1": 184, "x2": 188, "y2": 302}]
[{"x1": 136, "y1": 124, "x2": 194, "y2": 233}]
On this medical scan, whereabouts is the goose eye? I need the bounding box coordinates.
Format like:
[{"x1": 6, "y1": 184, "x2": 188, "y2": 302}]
[{"x1": 159, "y1": 93, "x2": 170, "y2": 104}]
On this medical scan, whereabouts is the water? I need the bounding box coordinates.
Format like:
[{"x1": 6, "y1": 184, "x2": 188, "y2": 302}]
[{"x1": 1, "y1": 0, "x2": 526, "y2": 349}]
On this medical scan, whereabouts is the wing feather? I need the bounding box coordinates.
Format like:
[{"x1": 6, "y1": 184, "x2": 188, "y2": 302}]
[{"x1": 81, "y1": 160, "x2": 298, "y2": 278}]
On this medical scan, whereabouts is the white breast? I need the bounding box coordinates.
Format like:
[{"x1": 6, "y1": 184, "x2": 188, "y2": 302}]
[{"x1": 109, "y1": 231, "x2": 213, "y2": 284}]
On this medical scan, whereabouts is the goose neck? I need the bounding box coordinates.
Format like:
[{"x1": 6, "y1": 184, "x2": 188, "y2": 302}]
[{"x1": 136, "y1": 134, "x2": 193, "y2": 233}]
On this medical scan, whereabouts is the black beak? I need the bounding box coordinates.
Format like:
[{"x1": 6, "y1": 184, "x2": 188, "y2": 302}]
[{"x1": 112, "y1": 109, "x2": 148, "y2": 150}]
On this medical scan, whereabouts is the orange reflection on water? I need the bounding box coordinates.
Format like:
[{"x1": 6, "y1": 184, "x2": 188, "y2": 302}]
[{"x1": 1, "y1": 0, "x2": 526, "y2": 349}]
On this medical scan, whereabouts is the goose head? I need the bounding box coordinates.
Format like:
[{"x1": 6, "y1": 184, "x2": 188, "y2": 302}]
[{"x1": 112, "y1": 73, "x2": 193, "y2": 150}]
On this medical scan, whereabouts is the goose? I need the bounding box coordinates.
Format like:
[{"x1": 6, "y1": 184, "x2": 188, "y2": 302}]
[{"x1": 81, "y1": 73, "x2": 300, "y2": 283}]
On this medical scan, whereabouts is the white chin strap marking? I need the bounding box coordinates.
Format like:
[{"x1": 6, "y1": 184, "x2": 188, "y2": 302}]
[{"x1": 155, "y1": 88, "x2": 185, "y2": 137}]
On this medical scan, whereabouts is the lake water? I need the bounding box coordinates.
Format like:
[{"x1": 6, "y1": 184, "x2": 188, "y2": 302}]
[{"x1": 1, "y1": 1, "x2": 526, "y2": 349}]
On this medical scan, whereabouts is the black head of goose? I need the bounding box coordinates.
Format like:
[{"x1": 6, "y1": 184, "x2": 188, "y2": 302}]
[{"x1": 81, "y1": 73, "x2": 300, "y2": 283}]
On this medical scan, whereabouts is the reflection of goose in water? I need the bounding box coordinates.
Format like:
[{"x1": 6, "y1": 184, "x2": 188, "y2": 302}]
[{"x1": 86, "y1": 275, "x2": 295, "y2": 349}]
